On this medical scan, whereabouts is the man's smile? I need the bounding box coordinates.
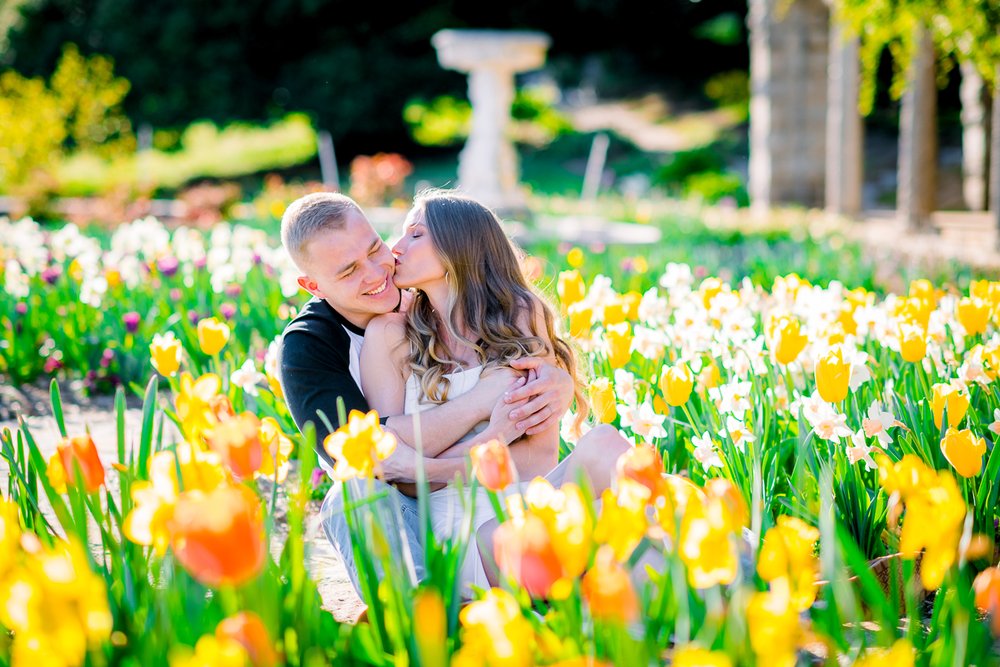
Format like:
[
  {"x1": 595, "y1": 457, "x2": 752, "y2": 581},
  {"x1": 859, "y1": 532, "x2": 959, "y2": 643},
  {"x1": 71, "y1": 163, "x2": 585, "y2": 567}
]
[{"x1": 363, "y1": 277, "x2": 389, "y2": 296}]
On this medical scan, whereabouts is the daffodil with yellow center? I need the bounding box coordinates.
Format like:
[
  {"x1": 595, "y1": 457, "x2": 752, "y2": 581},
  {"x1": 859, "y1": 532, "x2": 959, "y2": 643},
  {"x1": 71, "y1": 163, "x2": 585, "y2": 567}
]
[
  {"x1": 175, "y1": 372, "x2": 224, "y2": 444},
  {"x1": 451, "y1": 588, "x2": 535, "y2": 667},
  {"x1": 323, "y1": 409, "x2": 397, "y2": 480}
]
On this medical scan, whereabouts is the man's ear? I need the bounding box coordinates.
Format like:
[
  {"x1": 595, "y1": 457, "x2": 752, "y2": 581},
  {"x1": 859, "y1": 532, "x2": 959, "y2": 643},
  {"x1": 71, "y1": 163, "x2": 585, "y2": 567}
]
[{"x1": 297, "y1": 276, "x2": 323, "y2": 298}]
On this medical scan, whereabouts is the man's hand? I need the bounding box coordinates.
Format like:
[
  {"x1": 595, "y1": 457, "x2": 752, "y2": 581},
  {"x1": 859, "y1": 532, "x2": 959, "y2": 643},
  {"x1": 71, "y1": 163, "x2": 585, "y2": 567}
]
[
  {"x1": 504, "y1": 358, "x2": 573, "y2": 435},
  {"x1": 470, "y1": 366, "x2": 526, "y2": 419}
]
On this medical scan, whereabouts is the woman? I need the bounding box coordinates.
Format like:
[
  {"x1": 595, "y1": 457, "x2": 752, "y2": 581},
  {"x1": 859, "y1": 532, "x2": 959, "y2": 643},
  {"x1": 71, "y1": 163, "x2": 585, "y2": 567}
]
[{"x1": 359, "y1": 190, "x2": 589, "y2": 591}]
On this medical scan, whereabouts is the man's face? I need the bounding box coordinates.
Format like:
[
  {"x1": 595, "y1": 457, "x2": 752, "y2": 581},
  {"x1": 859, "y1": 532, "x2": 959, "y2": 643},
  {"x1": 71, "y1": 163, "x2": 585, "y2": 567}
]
[{"x1": 296, "y1": 210, "x2": 399, "y2": 328}]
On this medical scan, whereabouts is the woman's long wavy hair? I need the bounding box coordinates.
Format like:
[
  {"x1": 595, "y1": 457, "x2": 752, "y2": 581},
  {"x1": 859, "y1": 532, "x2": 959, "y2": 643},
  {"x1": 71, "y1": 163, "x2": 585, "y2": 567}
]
[{"x1": 404, "y1": 190, "x2": 587, "y2": 428}]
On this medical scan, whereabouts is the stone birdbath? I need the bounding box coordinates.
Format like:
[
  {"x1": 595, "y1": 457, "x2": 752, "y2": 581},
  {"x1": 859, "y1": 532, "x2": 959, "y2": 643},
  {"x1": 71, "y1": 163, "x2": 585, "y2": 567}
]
[{"x1": 431, "y1": 29, "x2": 551, "y2": 213}]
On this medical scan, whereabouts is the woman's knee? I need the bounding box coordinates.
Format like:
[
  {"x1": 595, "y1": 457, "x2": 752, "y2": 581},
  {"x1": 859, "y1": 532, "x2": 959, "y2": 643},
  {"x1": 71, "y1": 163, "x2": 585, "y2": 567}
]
[{"x1": 576, "y1": 424, "x2": 631, "y2": 464}]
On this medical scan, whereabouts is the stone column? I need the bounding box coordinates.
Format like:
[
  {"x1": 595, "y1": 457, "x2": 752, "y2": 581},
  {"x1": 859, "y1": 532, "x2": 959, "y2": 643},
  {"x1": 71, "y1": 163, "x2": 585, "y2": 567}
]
[
  {"x1": 897, "y1": 26, "x2": 937, "y2": 230},
  {"x1": 960, "y1": 60, "x2": 991, "y2": 211},
  {"x1": 992, "y1": 67, "x2": 1000, "y2": 245},
  {"x1": 825, "y1": 22, "x2": 863, "y2": 216},
  {"x1": 431, "y1": 30, "x2": 550, "y2": 213},
  {"x1": 748, "y1": 0, "x2": 830, "y2": 213}
]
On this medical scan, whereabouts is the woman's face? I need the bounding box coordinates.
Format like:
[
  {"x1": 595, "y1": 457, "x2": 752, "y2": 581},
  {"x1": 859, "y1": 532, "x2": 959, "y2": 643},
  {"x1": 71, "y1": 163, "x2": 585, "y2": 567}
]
[{"x1": 391, "y1": 208, "x2": 447, "y2": 290}]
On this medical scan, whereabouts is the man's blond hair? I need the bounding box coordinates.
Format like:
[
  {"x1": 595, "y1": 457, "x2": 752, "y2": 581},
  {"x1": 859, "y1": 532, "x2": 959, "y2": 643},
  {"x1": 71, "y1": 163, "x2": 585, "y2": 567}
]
[{"x1": 280, "y1": 192, "x2": 362, "y2": 268}]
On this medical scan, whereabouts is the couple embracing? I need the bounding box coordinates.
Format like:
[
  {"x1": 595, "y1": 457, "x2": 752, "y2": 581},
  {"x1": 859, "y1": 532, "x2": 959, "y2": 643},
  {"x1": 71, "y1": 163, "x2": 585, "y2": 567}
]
[{"x1": 278, "y1": 189, "x2": 629, "y2": 601}]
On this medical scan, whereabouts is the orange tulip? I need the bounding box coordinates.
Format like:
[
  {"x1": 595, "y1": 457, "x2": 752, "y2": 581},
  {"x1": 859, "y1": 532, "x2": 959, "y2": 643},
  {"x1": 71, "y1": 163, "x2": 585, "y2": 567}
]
[
  {"x1": 471, "y1": 439, "x2": 515, "y2": 491},
  {"x1": 974, "y1": 567, "x2": 1000, "y2": 636},
  {"x1": 48, "y1": 434, "x2": 105, "y2": 493},
  {"x1": 616, "y1": 443, "x2": 666, "y2": 499},
  {"x1": 493, "y1": 513, "x2": 563, "y2": 598},
  {"x1": 204, "y1": 413, "x2": 263, "y2": 480},
  {"x1": 216, "y1": 612, "x2": 279, "y2": 667},
  {"x1": 581, "y1": 546, "x2": 639, "y2": 623},
  {"x1": 170, "y1": 484, "x2": 266, "y2": 587}
]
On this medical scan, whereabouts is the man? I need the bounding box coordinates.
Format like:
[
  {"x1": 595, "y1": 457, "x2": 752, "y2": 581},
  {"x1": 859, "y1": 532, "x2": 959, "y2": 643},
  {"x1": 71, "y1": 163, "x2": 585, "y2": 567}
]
[{"x1": 278, "y1": 192, "x2": 627, "y2": 602}]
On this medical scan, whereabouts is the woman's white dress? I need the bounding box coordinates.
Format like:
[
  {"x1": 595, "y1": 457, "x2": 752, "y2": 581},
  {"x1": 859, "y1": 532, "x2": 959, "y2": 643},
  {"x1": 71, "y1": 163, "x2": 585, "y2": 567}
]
[{"x1": 403, "y1": 365, "x2": 515, "y2": 594}]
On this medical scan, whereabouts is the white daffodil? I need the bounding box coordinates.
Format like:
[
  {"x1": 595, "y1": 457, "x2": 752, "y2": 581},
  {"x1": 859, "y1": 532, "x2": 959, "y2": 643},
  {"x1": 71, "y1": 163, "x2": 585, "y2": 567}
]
[
  {"x1": 721, "y1": 415, "x2": 756, "y2": 451},
  {"x1": 231, "y1": 359, "x2": 266, "y2": 396},
  {"x1": 692, "y1": 432, "x2": 723, "y2": 470},
  {"x1": 812, "y1": 409, "x2": 852, "y2": 443},
  {"x1": 846, "y1": 429, "x2": 877, "y2": 471},
  {"x1": 989, "y1": 409, "x2": 1000, "y2": 438},
  {"x1": 709, "y1": 379, "x2": 754, "y2": 416},
  {"x1": 613, "y1": 368, "x2": 639, "y2": 407},
  {"x1": 861, "y1": 400, "x2": 896, "y2": 447},
  {"x1": 617, "y1": 401, "x2": 667, "y2": 441}
]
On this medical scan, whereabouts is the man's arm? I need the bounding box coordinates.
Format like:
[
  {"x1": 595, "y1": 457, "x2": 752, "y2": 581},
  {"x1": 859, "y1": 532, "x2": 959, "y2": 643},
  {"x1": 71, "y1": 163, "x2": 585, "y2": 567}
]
[{"x1": 279, "y1": 329, "x2": 370, "y2": 464}]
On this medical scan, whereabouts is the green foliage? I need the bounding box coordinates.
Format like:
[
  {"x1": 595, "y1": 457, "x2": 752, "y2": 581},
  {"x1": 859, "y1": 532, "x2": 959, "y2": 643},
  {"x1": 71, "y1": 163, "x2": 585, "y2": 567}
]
[
  {"x1": 694, "y1": 12, "x2": 744, "y2": 46},
  {"x1": 405, "y1": 88, "x2": 573, "y2": 148},
  {"x1": 0, "y1": 43, "x2": 133, "y2": 191},
  {"x1": 704, "y1": 70, "x2": 750, "y2": 116},
  {"x1": 56, "y1": 113, "x2": 317, "y2": 195},
  {"x1": 683, "y1": 171, "x2": 749, "y2": 206},
  {"x1": 833, "y1": 0, "x2": 1000, "y2": 115}
]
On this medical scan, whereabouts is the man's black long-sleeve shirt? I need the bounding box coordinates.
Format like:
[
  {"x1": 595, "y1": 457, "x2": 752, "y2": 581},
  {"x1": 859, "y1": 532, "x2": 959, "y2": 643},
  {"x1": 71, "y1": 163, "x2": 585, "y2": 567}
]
[{"x1": 278, "y1": 297, "x2": 371, "y2": 468}]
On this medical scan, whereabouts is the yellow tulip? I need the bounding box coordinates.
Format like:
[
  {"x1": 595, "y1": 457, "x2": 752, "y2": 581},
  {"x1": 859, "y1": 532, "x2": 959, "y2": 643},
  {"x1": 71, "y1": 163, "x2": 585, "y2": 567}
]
[
  {"x1": 672, "y1": 647, "x2": 734, "y2": 667},
  {"x1": 412, "y1": 589, "x2": 447, "y2": 667},
  {"x1": 747, "y1": 590, "x2": 801, "y2": 667},
  {"x1": 622, "y1": 290, "x2": 642, "y2": 320},
  {"x1": 567, "y1": 302, "x2": 593, "y2": 338},
  {"x1": 756, "y1": 516, "x2": 820, "y2": 611},
  {"x1": 697, "y1": 359, "x2": 722, "y2": 393},
  {"x1": 814, "y1": 346, "x2": 851, "y2": 403},
  {"x1": 898, "y1": 324, "x2": 927, "y2": 363},
  {"x1": 557, "y1": 270, "x2": 586, "y2": 312},
  {"x1": 604, "y1": 322, "x2": 632, "y2": 369},
  {"x1": 659, "y1": 362, "x2": 694, "y2": 407},
  {"x1": 566, "y1": 246, "x2": 585, "y2": 269},
  {"x1": 150, "y1": 331, "x2": 183, "y2": 377},
  {"x1": 957, "y1": 296, "x2": 990, "y2": 336},
  {"x1": 770, "y1": 316, "x2": 808, "y2": 365},
  {"x1": 197, "y1": 317, "x2": 231, "y2": 355},
  {"x1": 581, "y1": 545, "x2": 639, "y2": 623},
  {"x1": 930, "y1": 382, "x2": 970, "y2": 430},
  {"x1": 593, "y1": 480, "x2": 649, "y2": 562},
  {"x1": 588, "y1": 378, "x2": 617, "y2": 424},
  {"x1": 852, "y1": 640, "x2": 916, "y2": 667},
  {"x1": 170, "y1": 635, "x2": 249, "y2": 667},
  {"x1": 940, "y1": 428, "x2": 986, "y2": 478},
  {"x1": 602, "y1": 297, "x2": 627, "y2": 325}
]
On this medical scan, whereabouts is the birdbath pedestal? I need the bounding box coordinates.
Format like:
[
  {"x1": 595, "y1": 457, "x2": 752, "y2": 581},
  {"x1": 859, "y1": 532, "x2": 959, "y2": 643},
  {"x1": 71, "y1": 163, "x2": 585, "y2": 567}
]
[{"x1": 432, "y1": 29, "x2": 550, "y2": 213}]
